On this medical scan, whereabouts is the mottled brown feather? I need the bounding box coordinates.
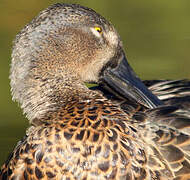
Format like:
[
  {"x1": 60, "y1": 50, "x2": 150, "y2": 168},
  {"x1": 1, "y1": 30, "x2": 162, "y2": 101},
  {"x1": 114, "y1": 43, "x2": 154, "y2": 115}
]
[{"x1": 1, "y1": 87, "x2": 190, "y2": 179}]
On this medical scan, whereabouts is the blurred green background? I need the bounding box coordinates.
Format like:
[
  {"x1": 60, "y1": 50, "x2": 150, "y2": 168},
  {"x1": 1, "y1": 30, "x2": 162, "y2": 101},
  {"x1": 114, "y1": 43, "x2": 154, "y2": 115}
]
[{"x1": 1, "y1": 0, "x2": 190, "y2": 165}]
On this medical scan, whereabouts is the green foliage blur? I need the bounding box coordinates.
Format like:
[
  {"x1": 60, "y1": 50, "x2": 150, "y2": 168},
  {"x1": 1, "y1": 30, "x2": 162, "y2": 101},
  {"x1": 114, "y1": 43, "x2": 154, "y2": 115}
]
[{"x1": 0, "y1": 0, "x2": 190, "y2": 164}]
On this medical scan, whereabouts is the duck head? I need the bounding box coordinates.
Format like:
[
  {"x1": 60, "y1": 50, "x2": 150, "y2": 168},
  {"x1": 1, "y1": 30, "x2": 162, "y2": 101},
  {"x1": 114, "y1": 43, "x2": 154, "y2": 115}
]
[{"x1": 10, "y1": 3, "x2": 162, "y2": 121}]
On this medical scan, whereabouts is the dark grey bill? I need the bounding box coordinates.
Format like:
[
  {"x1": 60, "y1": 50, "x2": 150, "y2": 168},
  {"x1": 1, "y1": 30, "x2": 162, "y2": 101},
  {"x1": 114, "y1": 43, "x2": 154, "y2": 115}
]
[{"x1": 100, "y1": 55, "x2": 163, "y2": 109}]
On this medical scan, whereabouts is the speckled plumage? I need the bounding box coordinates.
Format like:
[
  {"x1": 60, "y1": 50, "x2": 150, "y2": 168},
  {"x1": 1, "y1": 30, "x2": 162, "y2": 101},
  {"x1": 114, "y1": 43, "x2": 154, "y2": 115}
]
[{"x1": 1, "y1": 3, "x2": 190, "y2": 180}]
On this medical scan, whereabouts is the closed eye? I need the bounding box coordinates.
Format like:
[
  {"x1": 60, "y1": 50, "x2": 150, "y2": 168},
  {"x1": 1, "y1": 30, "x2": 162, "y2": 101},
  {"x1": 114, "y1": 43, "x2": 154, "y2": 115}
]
[
  {"x1": 94, "y1": 27, "x2": 102, "y2": 33},
  {"x1": 90, "y1": 26, "x2": 103, "y2": 38}
]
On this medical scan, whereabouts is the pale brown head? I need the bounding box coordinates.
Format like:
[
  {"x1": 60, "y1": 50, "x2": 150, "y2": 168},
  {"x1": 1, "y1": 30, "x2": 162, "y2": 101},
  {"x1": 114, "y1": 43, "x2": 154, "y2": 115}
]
[{"x1": 10, "y1": 3, "x2": 162, "y2": 122}]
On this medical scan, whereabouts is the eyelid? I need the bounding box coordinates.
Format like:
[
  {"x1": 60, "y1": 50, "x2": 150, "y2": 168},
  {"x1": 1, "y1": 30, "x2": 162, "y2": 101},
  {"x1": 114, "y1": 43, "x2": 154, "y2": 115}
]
[{"x1": 94, "y1": 27, "x2": 102, "y2": 33}]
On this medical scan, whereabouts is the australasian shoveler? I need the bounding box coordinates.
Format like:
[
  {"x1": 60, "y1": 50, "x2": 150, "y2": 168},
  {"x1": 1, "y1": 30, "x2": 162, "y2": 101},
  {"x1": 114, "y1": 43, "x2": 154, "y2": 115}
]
[{"x1": 1, "y1": 3, "x2": 190, "y2": 180}]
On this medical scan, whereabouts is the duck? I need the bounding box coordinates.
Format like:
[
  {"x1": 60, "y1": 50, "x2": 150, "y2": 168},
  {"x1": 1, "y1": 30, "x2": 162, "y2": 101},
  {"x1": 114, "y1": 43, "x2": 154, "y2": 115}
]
[{"x1": 1, "y1": 3, "x2": 190, "y2": 180}]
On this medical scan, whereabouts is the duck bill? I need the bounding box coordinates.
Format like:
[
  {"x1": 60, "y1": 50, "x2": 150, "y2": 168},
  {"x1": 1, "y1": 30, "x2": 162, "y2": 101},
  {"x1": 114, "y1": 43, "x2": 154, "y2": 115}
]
[{"x1": 100, "y1": 55, "x2": 163, "y2": 109}]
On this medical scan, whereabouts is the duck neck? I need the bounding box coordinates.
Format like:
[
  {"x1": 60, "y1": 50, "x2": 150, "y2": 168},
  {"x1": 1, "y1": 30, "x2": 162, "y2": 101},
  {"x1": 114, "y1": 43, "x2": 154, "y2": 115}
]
[{"x1": 13, "y1": 75, "x2": 95, "y2": 124}]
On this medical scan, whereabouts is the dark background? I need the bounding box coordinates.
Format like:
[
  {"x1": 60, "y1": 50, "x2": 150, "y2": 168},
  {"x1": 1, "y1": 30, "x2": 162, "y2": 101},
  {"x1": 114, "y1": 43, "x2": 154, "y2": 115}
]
[{"x1": 1, "y1": 0, "x2": 190, "y2": 164}]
